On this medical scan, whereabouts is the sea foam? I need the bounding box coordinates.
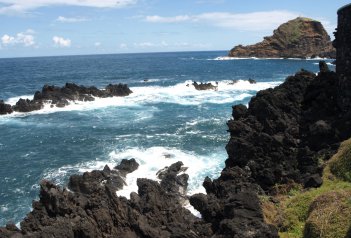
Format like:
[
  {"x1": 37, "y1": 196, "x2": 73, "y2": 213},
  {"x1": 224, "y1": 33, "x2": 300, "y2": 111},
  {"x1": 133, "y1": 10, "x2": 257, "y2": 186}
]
[
  {"x1": 43, "y1": 146, "x2": 226, "y2": 199},
  {"x1": 2, "y1": 80, "x2": 281, "y2": 117}
]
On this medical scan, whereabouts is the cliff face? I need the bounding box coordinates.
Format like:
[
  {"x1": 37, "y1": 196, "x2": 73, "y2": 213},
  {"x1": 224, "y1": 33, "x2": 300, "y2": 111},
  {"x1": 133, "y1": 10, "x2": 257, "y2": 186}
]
[
  {"x1": 334, "y1": 5, "x2": 351, "y2": 110},
  {"x1": 229, "y1": 17, "x2": 336, "y2": 58}
]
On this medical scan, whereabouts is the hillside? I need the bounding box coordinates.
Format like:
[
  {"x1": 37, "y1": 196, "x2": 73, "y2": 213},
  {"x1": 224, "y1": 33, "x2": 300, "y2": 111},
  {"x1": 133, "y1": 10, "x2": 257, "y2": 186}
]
[{"x1": 229, "y1": 17, "x2": 336, "y2": 58}]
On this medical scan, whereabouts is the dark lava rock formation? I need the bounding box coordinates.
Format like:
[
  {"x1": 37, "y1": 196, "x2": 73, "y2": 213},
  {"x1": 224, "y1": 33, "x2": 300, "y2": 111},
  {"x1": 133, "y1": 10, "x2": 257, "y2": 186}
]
[
  {"x1": 5, "y1": 63, "x2": 343, "y2": 237},
  {"x1": 1, "y1": 67, "x2": 350, "y2": 237},
  {"x1": 3, "y1": 6, "x2": 351, "y2": 237},
  {"x1": 192, "y1": 81, "x2": 218, "y2": 91},
  {"x1": 0, "y1": 83, "x2": 132, "y2": 115},
  {"x1": 229, "y1": 17, "x2": 335, "y2": 59},
  {"x1": 0, "y1": 160, "x2": 213, "y2": 238}
]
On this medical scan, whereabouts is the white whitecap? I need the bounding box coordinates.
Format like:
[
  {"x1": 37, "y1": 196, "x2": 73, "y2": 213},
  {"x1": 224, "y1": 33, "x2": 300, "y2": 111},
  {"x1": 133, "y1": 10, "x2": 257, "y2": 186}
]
[
  {"x1": 1, "y1": 79, "x2": 281, "y2": 117},
  {"x1": 43, "y1": 146, "x2": 226, "y2": 198},
  {"x1": 5, "y1": 95, "x2": 33, "y2": 105}
]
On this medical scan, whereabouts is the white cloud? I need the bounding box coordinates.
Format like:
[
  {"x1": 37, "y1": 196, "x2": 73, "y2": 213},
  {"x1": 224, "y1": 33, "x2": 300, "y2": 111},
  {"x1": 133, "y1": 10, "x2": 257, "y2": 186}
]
[
  {"x1": 132, "y1": 41, "x2": 210, "y2": 50},
  {"x1": 16, "y1": 32, "x2": 34, "y2": 46},
  {"x1": 53, "y1": 36, "x2": 71, "y2": 47},
  {"x1": 145, "y1": 10, "x2": 299, "y2": 31},
  {"x1": 1, "y1": 30, "x2": 35, "y2": 47},
  {"x1": 1, "y1": 34, "x2": 15, "y2": 45},
  {"x1": 56, "y1": 16, "x2": 88, "y2": 23},
  {"x1": 134, "y1": 42, "x2": 155, "y2": 48},
  {"x1": 0, "y1": 0, "x2": 137, "y2": 15},
  {"x1": 94, "y1": 42, "x2": 101, "y2": 47},
  {"x1": 119, "y1": 43, "x2": 128, "y2": 49},
  {"x1": 145, "y1": 15, "x2": 190, "y2": 23}
]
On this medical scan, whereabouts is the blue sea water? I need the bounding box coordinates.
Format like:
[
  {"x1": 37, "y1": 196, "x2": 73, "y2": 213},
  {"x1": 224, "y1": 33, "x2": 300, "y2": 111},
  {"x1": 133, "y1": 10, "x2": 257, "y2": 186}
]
[{"x1": 0, "y1": 51, "x2": 334, "y2": 226}]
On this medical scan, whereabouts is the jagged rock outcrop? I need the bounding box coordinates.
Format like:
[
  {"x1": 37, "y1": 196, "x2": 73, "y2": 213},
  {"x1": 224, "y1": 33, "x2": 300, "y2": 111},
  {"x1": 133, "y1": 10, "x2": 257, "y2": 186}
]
[
  {"x1": 229, "y1": 17, "x2": 335, "y2": 59},
  {"x1": 0, "y1": 83, "x2": 133, "y2": 114},
  {"x1": 187, "y1": 62, "x2": 351, "y2": 237},
  {"x1": 225, "y1": 66, "x2": 342, "y2": 190},
  {"x1": 0, "y1": 100, "x2": 13, "y2": 115},
  {"x1": 192, "y1": 82, "x2": 218, "y2": 91},
  {"x1": 0, "y1": 160, "x2": 212, "y2": 238},
  {"x1": 334, "y1": 4, "x2": 351, "y2": 111}
]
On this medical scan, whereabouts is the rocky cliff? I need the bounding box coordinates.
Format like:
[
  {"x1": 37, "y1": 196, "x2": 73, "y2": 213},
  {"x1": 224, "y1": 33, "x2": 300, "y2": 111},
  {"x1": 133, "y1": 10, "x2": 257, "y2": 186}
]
[{"x1": 229, "y1": 17, "x2": 336, "y2": 59}]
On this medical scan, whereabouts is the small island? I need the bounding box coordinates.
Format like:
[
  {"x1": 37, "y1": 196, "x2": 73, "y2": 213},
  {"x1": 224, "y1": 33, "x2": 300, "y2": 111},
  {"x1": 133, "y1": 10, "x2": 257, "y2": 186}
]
[{"x1": 229, "y1": 17, "x2": 336, "y2": 59}]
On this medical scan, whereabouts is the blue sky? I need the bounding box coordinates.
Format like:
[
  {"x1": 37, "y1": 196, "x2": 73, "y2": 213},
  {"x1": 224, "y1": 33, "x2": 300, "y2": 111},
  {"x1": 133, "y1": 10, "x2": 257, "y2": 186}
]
[{"x1": 0, "y1": 0, "x2": 349, "y2": 58}]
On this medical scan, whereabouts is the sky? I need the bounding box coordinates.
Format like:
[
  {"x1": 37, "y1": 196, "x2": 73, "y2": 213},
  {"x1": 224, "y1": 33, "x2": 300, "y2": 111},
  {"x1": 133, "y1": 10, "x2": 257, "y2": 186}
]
[{"x1": 0, "y1": 0, "x2": 349, "y2": 58}]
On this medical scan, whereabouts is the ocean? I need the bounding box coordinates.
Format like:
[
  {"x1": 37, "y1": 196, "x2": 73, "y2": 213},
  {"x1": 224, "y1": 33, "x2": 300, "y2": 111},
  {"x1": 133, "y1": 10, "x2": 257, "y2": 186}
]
[{"x1": 0, "y1": 51, "x2": 334, "y2": 226}]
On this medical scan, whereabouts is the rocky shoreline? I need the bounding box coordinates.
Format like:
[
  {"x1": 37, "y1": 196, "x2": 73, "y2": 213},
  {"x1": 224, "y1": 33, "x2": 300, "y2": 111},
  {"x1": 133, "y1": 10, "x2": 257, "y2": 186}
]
[
  {"x1": 0, "y1": 83, "x2": 132, "y2": 115},
  {"x1": 2, "y1": 6, "x2": 351, "y2": 238},
  {"x1": 1, "y1": 61, "x2": 347, "y2": 238}
]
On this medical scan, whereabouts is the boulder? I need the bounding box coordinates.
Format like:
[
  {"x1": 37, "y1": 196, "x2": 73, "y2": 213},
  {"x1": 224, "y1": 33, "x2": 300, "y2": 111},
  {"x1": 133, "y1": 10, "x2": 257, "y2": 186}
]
[
  {"x1": 0, "y1": 100, "x2": 13, "y2": 115},
  {"x1": 115, "y1": 158, "x2": 139, "y2": 176},
  {"x1": 12, "y1": 98, "x2": 43, "y2": 112},
  {"x1": 319, "y1": 61, "x2": 330, "y2": 73},
  {"x1": 232, "y1": 104, "x2": 248, "y2": 120}
]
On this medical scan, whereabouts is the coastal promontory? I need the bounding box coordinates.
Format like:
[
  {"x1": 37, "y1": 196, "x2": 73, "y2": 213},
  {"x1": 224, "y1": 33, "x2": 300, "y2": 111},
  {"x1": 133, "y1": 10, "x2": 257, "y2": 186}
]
[{"x1": 229, "y1": 17, "x2": 335, "y2": 59}]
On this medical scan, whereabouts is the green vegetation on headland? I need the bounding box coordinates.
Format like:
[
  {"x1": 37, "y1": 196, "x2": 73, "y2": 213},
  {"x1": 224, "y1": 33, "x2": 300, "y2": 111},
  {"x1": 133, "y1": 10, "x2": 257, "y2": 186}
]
[{"x1": 262, "y1": 138, "x2": 351, "y2": 238}]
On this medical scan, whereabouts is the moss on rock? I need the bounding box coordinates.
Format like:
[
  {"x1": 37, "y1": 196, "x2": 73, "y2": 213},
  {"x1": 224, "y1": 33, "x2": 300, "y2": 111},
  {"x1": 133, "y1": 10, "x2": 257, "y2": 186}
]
[
  {"x1": 330, "y1": 138, "x2": 351, "y2": 182},
  {"x1": 304, "y1": 190, "x2": 351, "y2": 238},
  {"x1": 261, "y1": 138, "x2": 351, "y2": 237}
]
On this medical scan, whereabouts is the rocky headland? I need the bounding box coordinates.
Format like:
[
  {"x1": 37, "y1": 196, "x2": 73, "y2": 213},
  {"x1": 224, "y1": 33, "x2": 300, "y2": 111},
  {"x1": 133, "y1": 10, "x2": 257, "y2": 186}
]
[
  {"x1": 0, "y1": 83, "x2": 132, "y2": 115},
  {"x1": 229, "y1": 17, "x2": 336, "y2": 59},
  {"x1": 2, "y1": 6, "x2": 351, "y2": 238}
]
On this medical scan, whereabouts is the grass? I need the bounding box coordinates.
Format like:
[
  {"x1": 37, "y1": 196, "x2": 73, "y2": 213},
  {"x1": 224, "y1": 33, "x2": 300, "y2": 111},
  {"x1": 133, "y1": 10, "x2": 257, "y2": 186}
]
[
  {"x1": 330, "y1": 138, "x2": 351, "y2": 182},
  {"x1": 261, "y1": 138, "x2": 351, "y2": 238}
]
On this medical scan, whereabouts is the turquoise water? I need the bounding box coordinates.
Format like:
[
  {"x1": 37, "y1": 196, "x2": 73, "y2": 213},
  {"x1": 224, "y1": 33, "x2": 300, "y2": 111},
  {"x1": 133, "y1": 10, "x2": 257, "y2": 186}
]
[{"x1": 0, "y1": 51, "x2": 334, "y2": 225}]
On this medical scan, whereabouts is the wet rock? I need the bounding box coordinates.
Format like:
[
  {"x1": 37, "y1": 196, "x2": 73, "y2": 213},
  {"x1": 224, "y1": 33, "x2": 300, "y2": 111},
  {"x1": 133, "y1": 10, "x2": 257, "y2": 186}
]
[
  {"x1": 105, "y1": 84, "x2": 133, "y2": 97},
  {"x1": 319, "y1": 61, "x2": 330, "y2": 73},
  {"x1": 12, "y1": 98, "x2": 43, "y2": 112},
  {"x1": 115, "y1": 158, "x2": 139, "y2": 176},
  {"x1": 248, "y1": 78, "x2": 257, "y2": 84},
  {"x1": 0, "y1": 100, "x2": 13, "y2": 115},
  {"x1": 192, "y1": 81, "x2": 217, "y2": 91},
  {"x1": 156, "y1": 161, "x2": 189, "y2": 204},
  {"x1": 232, "y1": 104, "x2": 247, "y2": 120},
  {"x1": 1, "y1": 162, "x2": 211, "y2": 238},
  {"x1": 2, "y1": 83, "x2": 133, "y2": 115}
]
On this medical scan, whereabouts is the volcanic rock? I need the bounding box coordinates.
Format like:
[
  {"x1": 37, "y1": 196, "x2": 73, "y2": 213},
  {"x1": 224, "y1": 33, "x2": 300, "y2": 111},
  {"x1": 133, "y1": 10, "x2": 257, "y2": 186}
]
[
  {"x1": 0, "y1": 83, "x2": 133, "y2": 115},
  {"x1": 192, "y1": 81, "x2": 218, "y2": 91},
  {"x1": 0, "y1": 161, "x2": 212, "y2": 238},
  {"x1": 0, "y1": 100, "x2": 13, "y2": 115},
  {"x1": 224, "y1": 68, "x2": 342, "y2": 190},
  {"x1": 229, "y1": 17, "x2": 336, "y2": 59},
  {"x1": 12, "y1": 98, "x2": 43, "y2": 112},
  {"x1": 115, "y1": 158, "x2": 139, "y2": 176}
]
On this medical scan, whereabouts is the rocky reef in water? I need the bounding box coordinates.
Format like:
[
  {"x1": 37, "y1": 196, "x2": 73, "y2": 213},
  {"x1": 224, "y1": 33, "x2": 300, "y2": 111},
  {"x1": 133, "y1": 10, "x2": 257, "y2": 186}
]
[
  {"x1": 0, "y1": 83, "x2": 132, "y2": 115},
  {"x1": 229, "y1": 17, "x2": 336, "y2": 59}
]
